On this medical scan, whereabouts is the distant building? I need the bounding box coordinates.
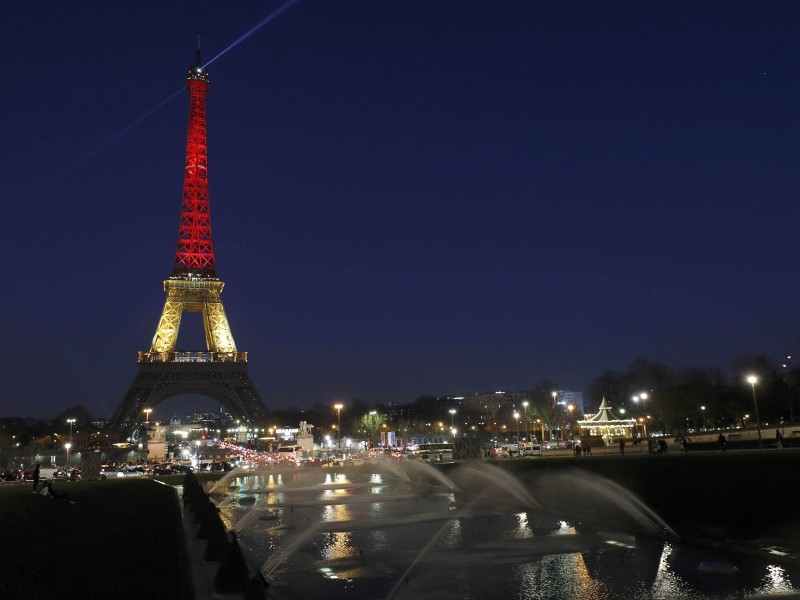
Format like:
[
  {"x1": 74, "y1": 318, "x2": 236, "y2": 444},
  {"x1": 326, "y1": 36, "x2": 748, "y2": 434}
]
[{"x1": 555, "y1": 391, "x2": 585, "y2": 415}]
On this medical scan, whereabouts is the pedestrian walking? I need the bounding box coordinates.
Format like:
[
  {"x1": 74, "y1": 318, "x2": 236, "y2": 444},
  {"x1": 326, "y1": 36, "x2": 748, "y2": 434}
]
[
  {"x1": 32, "y1": 463, "x2": 40, "y2": 493},
  {"x1": 776, "y1": 429, "x2": 783, "y2": 449},
  {"x1": 718, "y1": 433, "x2": 727, "y2": 452},
  {"x1": 619, "y1": 439, "x2": 625, "y2": 455},
  {"x1": 682, "y1": 438, "x2": 688, "y2": 452}
]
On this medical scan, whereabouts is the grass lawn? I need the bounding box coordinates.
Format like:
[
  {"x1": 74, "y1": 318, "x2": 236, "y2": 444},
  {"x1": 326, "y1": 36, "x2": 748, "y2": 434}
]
[{"x1": 0, "y1": 478, "x2": 186, "y2": 600}]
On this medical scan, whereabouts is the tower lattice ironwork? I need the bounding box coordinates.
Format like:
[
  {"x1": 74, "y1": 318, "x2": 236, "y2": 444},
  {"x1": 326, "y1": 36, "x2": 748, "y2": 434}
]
[{"x1": 111, "y1": 41, "x2": 267, "y2": 428}]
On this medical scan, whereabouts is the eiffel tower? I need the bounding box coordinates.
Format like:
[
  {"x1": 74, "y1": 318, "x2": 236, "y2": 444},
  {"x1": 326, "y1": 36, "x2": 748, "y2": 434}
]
[{"x1": 111, "y1": 42, "x2": 267, "y2": 429}]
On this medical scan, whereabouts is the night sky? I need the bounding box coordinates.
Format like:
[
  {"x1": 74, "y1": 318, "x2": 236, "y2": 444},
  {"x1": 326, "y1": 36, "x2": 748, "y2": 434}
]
[{"x1": 3, "y1": 1, "x2": 800, "y2": 419}]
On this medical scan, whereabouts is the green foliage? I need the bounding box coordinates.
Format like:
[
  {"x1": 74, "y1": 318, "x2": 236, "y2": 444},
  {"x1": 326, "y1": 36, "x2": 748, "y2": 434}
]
[{"x1": 357, "y1": 411, "x2": 386, "y2": 443}]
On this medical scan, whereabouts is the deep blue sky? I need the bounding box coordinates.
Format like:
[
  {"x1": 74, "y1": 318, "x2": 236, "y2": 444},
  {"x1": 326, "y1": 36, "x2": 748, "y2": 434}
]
[{"x1": 2, "y1": 1, "x2": 800, "y2": 419}]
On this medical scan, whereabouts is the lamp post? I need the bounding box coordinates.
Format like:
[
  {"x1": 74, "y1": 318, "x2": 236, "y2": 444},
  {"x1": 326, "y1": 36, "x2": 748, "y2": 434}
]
[
  {"x1": 334, "y1": 403, "x2": 344, "y2": 450},
  {"x1": 513, "y1": 411, "x2": 520, "y2": 442},
  {"x1": 144, "y1": 408, "x2": 152, "y2": 424},
  {"x1": 522, "y1": 400, "x2": 529, "y2": 440},
  {"x1": 66, "y1": 418, "x2": 75, "y2": 463},
  {"x1": 449, "y1": 408, "x2": 456, "y2": 429},
  {"x1": 567, "y1": 404, "x2": 574, "y2": 440},
  {"x1": 746, "y1": 375, "x2": 763, "y2": 449}
]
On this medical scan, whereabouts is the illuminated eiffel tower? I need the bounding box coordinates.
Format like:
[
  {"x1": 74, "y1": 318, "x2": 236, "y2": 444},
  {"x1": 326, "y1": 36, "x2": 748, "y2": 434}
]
[{"x1": 111, "y1": 42, "x2": 267, "y2": 428}]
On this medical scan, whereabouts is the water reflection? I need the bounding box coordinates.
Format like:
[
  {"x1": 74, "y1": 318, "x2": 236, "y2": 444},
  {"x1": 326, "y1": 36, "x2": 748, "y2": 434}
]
[{"x1": 213, "y1": 464, "x2": 798, "y2": 600}]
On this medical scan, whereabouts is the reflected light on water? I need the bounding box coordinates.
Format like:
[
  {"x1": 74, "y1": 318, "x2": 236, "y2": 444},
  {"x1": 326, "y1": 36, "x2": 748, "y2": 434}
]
[
  {"x1": 516, "y1": 551, "x2": 607, "y2": 599},
  {"x1": 552, "y1": 521, "x2": 576, "y2": 536},
  {"x1": 511, "y1": 512, "x2": 533, "y2": 540},
  {"x1": 754, "y1": 564, "x2": 795, "y2": 596},
  {"x1": 650, "y1": 542, "x2": 698, "y2": 599}
]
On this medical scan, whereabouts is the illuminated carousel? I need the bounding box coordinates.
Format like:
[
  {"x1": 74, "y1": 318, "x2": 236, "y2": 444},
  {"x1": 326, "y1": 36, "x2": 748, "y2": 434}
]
[{"x1": 577, "y1": 398, "x2": 636, "y2": 445}]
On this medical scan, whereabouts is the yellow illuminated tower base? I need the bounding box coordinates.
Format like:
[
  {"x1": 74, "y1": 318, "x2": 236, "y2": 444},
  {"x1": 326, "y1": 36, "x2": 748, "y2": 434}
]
[{"x1": 147, "y1": 279, "x2": 239, "y2": 360}]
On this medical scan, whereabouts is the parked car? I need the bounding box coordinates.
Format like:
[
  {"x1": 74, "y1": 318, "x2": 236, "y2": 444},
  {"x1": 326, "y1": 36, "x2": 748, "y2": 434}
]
[
  {"x1": 99, "y1": 466, "x2": 119, "y2": 479},
  {"x1": 116, "y1": 468, "x2": 145, "y2": 478},
  {"x1": 2, "y1": 469, "x2": 21, "y2": 481}
]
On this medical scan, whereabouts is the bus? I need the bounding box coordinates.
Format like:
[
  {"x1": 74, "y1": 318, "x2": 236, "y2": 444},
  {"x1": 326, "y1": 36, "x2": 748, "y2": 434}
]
[{"x1": 417, "y1": 442, "x2": 455, "y2": 464}]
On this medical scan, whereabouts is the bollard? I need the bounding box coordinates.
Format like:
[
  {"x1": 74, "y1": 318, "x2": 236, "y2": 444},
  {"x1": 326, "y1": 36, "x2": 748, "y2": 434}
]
[
  {"x1": 214, "y1": 538, "x2": 251, "y2": 593},
  {"x1": 203, "y1": 517, "x2": 231, "y2": 562},
  {"x1": 243, "y1": 574, "x2": 270, "y2": 600}
]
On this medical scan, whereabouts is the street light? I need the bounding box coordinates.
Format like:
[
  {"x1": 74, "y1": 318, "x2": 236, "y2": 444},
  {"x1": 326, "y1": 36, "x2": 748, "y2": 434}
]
[
  {"x1": 567, "y1": 404, "x2": 574, "y2": 439},
  {"x1": 144, "y1": 408, "x2": 152, "y2": 424},
  {"x1": 66, "y1": 418, "x2": 75, "y2": 462},
  {"x1": 746, "y1": 375, "x2": 763, "y2": 449},
  {"x1": 522, "y1": 400, "x2": 529, "y2": 440},
  {"x1": 513, "y1": 411, "x2": 520, "y2": 442},
  {"x1": 449, "y1": 408, "x2": 456, "y2": 428},
  {"x1": 334, "y1": 403, "x2": 344, "y2": 450}
]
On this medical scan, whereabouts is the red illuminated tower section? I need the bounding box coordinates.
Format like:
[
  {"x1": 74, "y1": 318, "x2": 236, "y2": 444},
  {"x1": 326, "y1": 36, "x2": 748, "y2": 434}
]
[
  {"x1": 174, "y1": 44, "x2": 216, "y2": 277},
  {"x1": 112, "y1": 42, "x2": 267, "y2": 430}
]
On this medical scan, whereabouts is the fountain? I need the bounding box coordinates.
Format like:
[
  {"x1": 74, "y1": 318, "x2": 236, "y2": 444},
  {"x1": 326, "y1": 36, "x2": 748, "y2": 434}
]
[{"x1": 204, "y1": 460, "x2": 799, "y2": 600}]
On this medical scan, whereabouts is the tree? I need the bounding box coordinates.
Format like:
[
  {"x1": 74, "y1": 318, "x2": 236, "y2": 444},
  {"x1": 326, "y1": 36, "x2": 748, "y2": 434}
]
[
  {"x1": 525, "y1": 380, "x2": 559, "y2": 441},
  {"x1": 588, "y1": 370, "x2": 627, "y2": 412},
  {"x1": 53, "y1": 405, "x2": 93, "y2": 428},
  {"x1": 357, "y1": 411, "x2": 386, "y2": 447}
]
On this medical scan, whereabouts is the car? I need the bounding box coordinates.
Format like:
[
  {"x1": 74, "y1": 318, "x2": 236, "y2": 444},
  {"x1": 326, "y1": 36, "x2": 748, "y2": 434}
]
[
  {"x1": 116, "y1": 468, "x2": 145, "y2": 478},
  {"x1": 201, "y1": 461, "x2": 227, "y2": 472},
  {"x1": 2, "y1": 469, "x2": 21, "y2": 481},
  {"x1": 170, "y1": 464, "x2": 193, "y2": 474},
  {"x1": 99, "y1": 466, "x2": 119, "y2": 479}
]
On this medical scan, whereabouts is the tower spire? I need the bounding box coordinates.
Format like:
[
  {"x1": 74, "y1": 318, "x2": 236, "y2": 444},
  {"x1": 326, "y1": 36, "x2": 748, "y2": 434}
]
[
  {"x1": 195, "y1": 31, "x2": 202, "y2": 68},
  {"x1": 173, "y1": 39, "x2": 214, "y2": 278}
]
